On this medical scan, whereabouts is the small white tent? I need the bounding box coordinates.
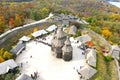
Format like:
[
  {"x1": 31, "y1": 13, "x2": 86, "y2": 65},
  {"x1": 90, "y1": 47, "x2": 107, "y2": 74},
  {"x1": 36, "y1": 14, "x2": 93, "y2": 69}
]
[
  {"x1": 32, "y1": 29, "x2": 48, "y2": 38},
  {"x1": 46, "y1": 25, "x2": 57, "y2": 32},
  {"x1": 19, "y1": 36, "x2": 31, "y2": 42}
]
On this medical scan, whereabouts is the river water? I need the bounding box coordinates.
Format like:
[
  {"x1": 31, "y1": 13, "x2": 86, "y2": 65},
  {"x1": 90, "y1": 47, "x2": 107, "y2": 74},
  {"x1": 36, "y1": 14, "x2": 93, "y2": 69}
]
[{"x1": 109, "y1": 1, "x2": 120, "y2": 8}]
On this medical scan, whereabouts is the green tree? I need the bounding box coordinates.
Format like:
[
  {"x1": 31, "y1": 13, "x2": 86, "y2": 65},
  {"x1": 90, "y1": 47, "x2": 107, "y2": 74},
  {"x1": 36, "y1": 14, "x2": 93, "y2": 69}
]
[
  {"x1": 39, "y1": 7, "x2": 50, "y2": 19},
  {"x1": 29, "y1": 11, "x2": 35, "y2": 20}
]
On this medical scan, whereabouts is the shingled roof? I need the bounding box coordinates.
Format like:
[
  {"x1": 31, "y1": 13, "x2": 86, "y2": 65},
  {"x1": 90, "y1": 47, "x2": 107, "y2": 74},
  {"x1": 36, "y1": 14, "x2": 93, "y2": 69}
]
[
  {"x1": 79, "y1": 65, "x2": 97, "y2": 79},
  {"x1": 69, "y1": 25, "x2": 77, "y2": 35},
  {"x1": 56, "y1": 28, "x2": 67, "y2": 39},
  {"x1": 62, "y1": 37, "x2": 73, "y2": 52},
  {"x1": 86, "y1": 49, "x2": 96, "y2": 67},
  {"x1": 10, "y1": 42, "x2": 26, "y2": 55},
  {"x1": 16, "y1": 74, "x2": 33, "y2": 80},
  {"x1": 76, "y1": 34, "x2": 92, "y2": 43},
  {"x1": 0, "y1": 59, "x2": 18, "y2": 75}
]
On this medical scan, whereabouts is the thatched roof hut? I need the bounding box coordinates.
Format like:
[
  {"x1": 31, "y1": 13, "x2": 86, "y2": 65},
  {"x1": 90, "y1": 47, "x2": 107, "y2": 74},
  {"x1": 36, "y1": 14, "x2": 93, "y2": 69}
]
[
  {"x1": 75, "y1": 34, "x2": 91, "y2": 43},
  {"x1": 86, "y1": 49, "x2": 96, "y2": 67},
  {"x1": 79, "y1": 65, "x2": 97, "y2": 79},
  {"x1": 69, "y1": 25, "x2": 77, "y2": 35},
  {"x1": 110, "y1": 45, "x2": 120, "y2": 59}
]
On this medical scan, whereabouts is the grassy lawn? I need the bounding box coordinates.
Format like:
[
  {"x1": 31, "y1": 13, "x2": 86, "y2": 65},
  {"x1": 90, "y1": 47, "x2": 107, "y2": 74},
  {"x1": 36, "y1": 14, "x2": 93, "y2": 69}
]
[
  {"x1": 90, "y1": 51, "x2": 118, "y2": 80},
  {"x1": 90, "y1": 52, "x2": 109, "y2": 80},
  {"x1": 89, "y1": 34, "x2": 118, "y2": 80}
]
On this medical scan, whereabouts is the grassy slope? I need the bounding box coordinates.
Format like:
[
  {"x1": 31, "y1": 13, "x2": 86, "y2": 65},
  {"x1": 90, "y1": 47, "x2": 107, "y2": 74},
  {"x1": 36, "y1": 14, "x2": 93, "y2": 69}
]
[{"x1": 89, "y1": 35, "x2": 118, "y2": 80}]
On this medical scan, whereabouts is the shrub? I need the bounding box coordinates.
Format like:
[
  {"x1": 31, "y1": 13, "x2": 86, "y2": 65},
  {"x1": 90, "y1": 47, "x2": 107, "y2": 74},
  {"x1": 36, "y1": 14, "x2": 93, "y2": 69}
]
[
  {"x1": 105, "y1": 55, "x2": 113, "y2": 61},
  {"x1": 0, "y1": 56, "x2": 5, "y2": 63}
]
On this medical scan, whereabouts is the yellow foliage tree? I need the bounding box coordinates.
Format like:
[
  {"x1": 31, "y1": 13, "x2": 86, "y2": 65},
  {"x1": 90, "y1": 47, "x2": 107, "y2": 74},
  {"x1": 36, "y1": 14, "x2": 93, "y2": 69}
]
[
  {"x1": 0, "y1": 48, "x2": 5, "y2": 56},
  {"x1": 41, "y1": 8, "x2": 49, "y2": 14},
  {"x1": 102, "y1": 26, "x2": 109, "y2": 30},
  {"x1": 102, "y1": 29, "x2": 112, "y2": 38},
  {"x1": 0, "y1": 56, "x2": 5, "y2": 63},
  {"x1": 0, "y1": 48, "x2": 13, "y2": 60},
  {"x1": 3, "y1": 51, "x2": 12, "y2": 60},
  {"x1": 33, "y1": 27, "x2": 38, "y2": 32},
  {"x1": 0, "y1": 14, "x2": 6, "y2": 33},
  {"x1": 110, "y1": 13, "x2": 120, "y2": 21}
]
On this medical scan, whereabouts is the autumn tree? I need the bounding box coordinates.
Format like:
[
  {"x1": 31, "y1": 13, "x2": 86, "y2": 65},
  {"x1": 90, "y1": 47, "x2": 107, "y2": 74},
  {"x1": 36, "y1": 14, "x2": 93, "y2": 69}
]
[
  {"x1": 3, "y1": 51, "x2": 12, "y2": 60},
  {"x1": 0, "y1": 14, "x2": 6, "y2": 33},
  {"x1": 33, "y1": 27, "x2": 38, "y2": 32},
  {"x1": 0, "y1": 56, "x2": 5, "y2": 63},
  {"x1": 9, "y1": 18, "x2": 15, "y2": 29},
  {"x1": 110, "y1": 13, "x2": 120, "y2": 21},
  {"x1": 102, "y1": 29, "x2": 112, "y2": 39},
  {"x1": 0, "y1": 48, "x2": 13, "y2": 62}
]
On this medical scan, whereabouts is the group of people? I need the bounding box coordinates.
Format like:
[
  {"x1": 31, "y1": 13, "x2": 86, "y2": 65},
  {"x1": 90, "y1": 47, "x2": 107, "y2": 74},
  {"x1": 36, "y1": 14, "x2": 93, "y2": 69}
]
[
  {"x1": 31, "y1": 72, "x2": 39, "y2": 80},
  {"x1": 34, "y1": 37, "x2": 51, "y2": 47},
  {"x1": 73, "y1": 66, "x2": 85, "y2": 80},
  {"x1": 80, "y1": 43, "x2": 89, "y2": 55}
]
